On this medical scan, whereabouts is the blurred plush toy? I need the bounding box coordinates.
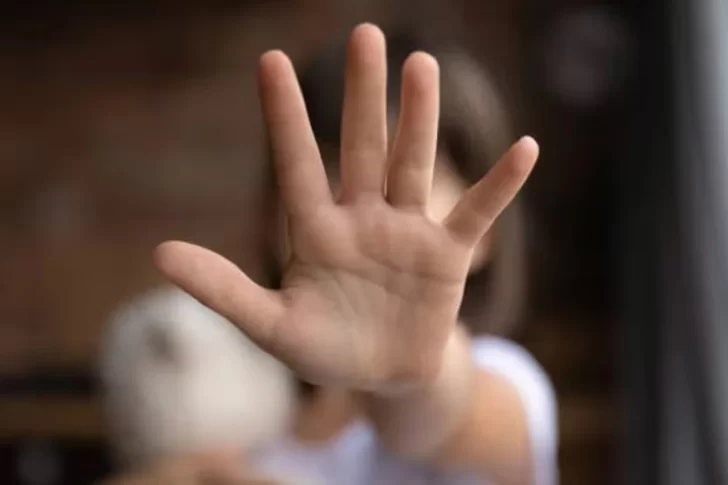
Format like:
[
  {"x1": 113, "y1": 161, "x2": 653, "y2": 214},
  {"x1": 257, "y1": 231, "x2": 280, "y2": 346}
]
[{"x1": 99, "y1": 285, "x2": 298, "y2": 479}]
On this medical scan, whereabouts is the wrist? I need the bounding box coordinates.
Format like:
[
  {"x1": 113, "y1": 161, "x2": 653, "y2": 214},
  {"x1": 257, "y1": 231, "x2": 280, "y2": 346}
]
[
  {"x1": 387, "y1": 325, "x2": 473, "y2": 397},
  {"x1": 372, "y1": 324, "x2": 473, "y2": 398},
  {"x1": 360, "y1": 326, "x2": 476, "y2": 458}
]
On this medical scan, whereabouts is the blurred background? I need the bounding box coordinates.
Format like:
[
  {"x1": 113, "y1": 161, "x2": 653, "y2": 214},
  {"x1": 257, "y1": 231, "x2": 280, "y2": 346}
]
[{"x1": 0, "y1": 1, "x2": 725, "y2": 484}]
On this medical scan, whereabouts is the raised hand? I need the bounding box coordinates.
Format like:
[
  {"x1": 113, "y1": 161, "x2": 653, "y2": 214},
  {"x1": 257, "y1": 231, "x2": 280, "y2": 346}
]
[{"x1": 154, "y1": 24, "x2": 538, "y2": 394}]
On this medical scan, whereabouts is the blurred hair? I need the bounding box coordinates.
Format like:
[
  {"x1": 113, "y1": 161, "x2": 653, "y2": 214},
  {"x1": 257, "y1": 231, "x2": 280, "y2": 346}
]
[{"x1": 264, "y1": 27, "x2": 527, "y2": 337}]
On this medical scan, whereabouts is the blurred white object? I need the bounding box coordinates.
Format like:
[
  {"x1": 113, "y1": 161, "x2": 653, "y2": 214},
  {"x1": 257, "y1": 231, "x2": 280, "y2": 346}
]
[{"x1": 99, "y1": 285, "x2": 297, "y2": 470}]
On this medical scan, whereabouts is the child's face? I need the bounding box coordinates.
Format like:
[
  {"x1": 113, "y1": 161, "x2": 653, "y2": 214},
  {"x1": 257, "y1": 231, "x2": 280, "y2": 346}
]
[{"x1": 275, "y1": 145, "x2": 492, "y2": 274}]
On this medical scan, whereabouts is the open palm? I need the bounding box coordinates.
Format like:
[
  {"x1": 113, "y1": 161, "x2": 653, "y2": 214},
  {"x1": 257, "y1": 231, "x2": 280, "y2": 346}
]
[{"x1": 154, "y1": 24, "x2": 538, "y2": 393}]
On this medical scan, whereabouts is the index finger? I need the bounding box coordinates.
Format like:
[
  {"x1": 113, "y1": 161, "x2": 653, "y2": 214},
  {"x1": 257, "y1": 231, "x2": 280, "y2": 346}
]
[{"x1": 259, "y1": 50, "x2": 332, "y2": 218}]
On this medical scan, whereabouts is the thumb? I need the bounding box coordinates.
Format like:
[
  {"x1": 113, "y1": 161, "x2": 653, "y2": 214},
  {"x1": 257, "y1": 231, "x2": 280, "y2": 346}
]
[{"x1": 153, "y1": 241, "x2": 285, "y2": 348}]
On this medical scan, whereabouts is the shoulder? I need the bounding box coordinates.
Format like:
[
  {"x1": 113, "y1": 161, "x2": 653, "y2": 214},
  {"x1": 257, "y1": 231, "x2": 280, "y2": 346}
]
[
  {"x1": 470, "y1": 336, "x2": 555, "y2": 405},
  {"x1": 469, "y1": 336, "x2": 559, "y2": 485}
]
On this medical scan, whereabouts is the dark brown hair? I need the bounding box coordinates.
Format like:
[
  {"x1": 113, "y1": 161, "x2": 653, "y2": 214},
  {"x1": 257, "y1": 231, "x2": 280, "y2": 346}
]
[{"x1": 265, "y1": 28, "x2": 527, "y2": 337}]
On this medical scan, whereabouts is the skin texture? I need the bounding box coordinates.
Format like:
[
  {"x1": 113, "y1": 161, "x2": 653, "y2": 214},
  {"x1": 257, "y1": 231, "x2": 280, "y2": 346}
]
[{"x1": 149, "y1": 23, "x2": 540, "y2": 485}]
